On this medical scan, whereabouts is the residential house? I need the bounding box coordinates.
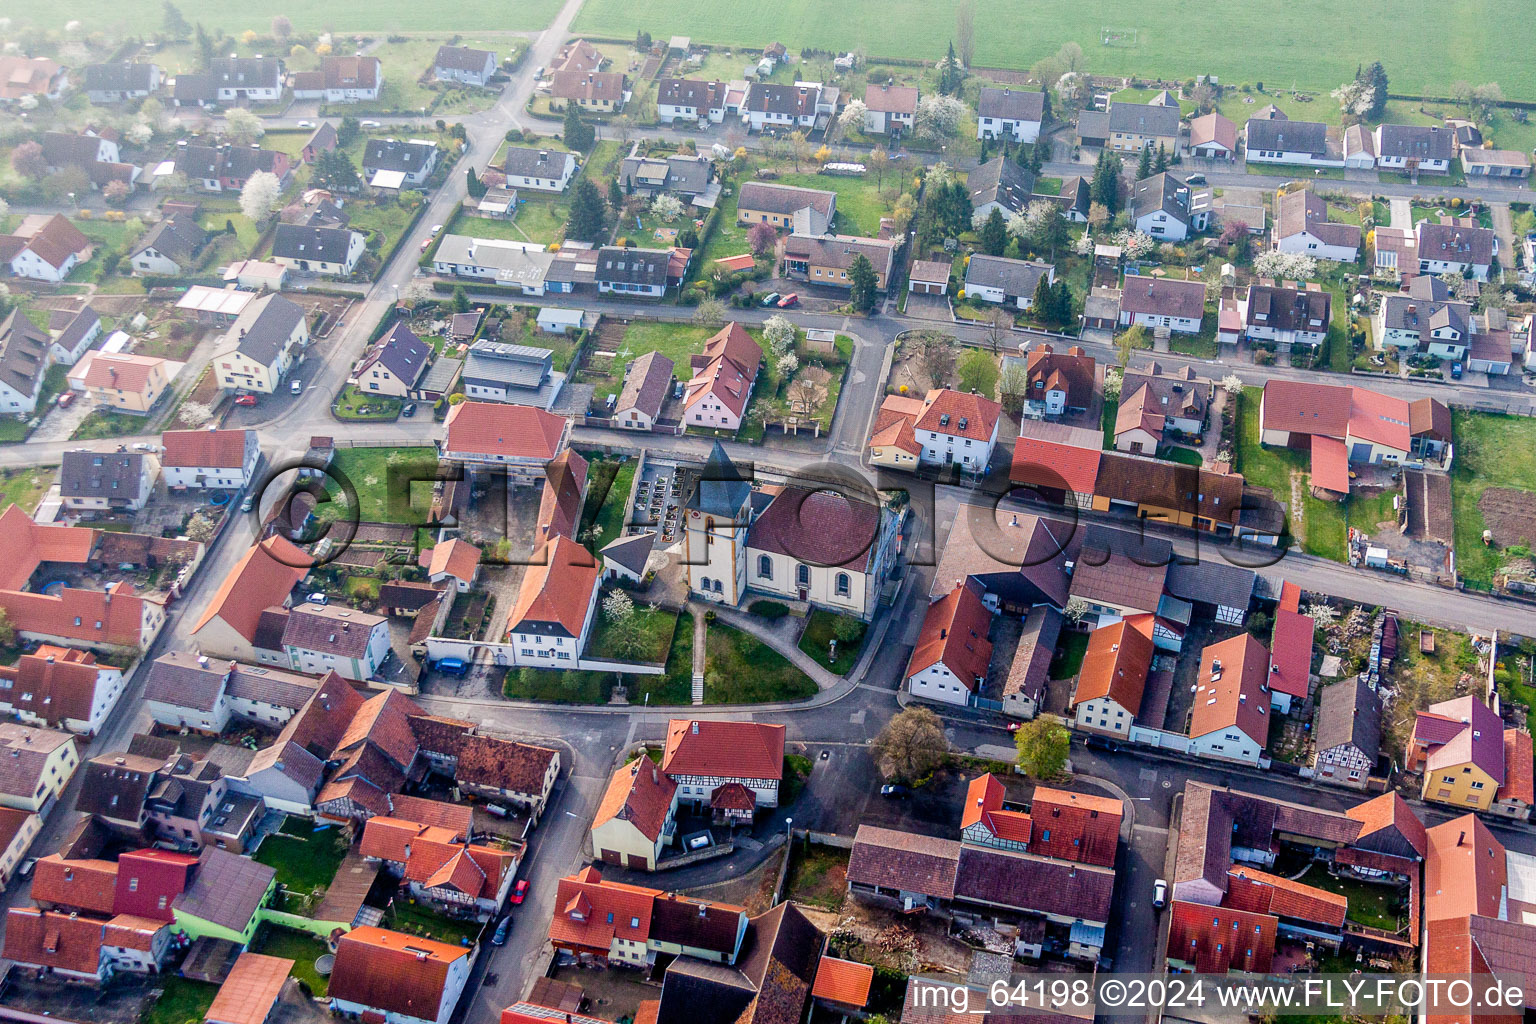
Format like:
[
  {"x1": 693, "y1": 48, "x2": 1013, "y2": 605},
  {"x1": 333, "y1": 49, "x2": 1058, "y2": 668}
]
[
  {"x1": 905, "y1": 580, "x2": 994, "y2": 707},
  {"x1": 301, "y1": 122, "x2": 338, "y2": 163},
  {"x1": 682, "y1": 322, "x2": 761, "y2": 432},
  {"x1": 1312, "y1": 679, "x2": 1382, "y2": 790},
  {"x1": 208, "y1": 57, "x2": 283, "y2": 103},
  {"x1": 128, "y1": 216, "x2": 207, "y2": 276},
  {"x1": 1258, "y1": 379, "x2": 1452, "y2": 488},
  {"x1": 0, "y1": 57, "x2": 67, "y2": 105},
  {"x1": 1188, "y1": 113, "x2": 1237, "y2": 160},
  {"x1": 159, "y1": 429, "x2": 259, "y2": 490},
  {"x1": 1106, "y1": 100, "x2": 1181, "y2": 155},
  {"x1": 963, "y1": 253, "x2": 1054, "y2": 309},
  {"x1": 362, "y1": 138, "x2": 439, "y2": 189},
  {"x1": 1117, "y1": 278, "x2": 1206, "y2": 334},
  {"x1": 506, "y1": 534, "x2": 600, "y2": 668},
  {"x1": 0, "y1": 645, "x2": 125, "y2": 737},
  {"x1": 145, "y1": 752, "x2": 266, "y2": 853},
  {"x1": 1131, "y1": 172, "x2": 1211, "y2": 242},
  {"x1": 547, "y1": 865, "x2": 749, "y2": 967},
  {"x1": 1243, "y1": 113, "x2": 1344, "y2": 168},
  {"x1": 83, "y1": 62, "x2": 162, "y2": 103},
  {"x1": 41, "y1": 131, "x2": 121, "y2": 172},
  {"x1": 142, "y1": 650, "x2": 318, "y2": 734},
  {"x1": 452, "y1": 735, "x2": 560, "y2": 819},
  {"x1": 3, "y1": 214, "x2": 93, "y2": 283},
  {"x1": 550, "y1": 70, "x2": 626, "y2": 113},
  {"x1": 211, "y1": 293, "x2": 308, "y2": 393},
  {"x1": 1460, "y1": 147, "x2": 1530, "y2": 179},
  {"x1": 1226, "y1": 281, "x2": 1332, "y2": 350},
  {"x1": 1406, "y1": 695, "x2": 1513, "y2": 813},
  {"x1": 1374, "y1": 123, "x2": 1453, "y2": 174},
  {"x1": 432, "y1": 236, "x2": 556, "y2": 295},
  {"x1": 1009, "y1": 433, "x2": 1102, "y2": 509},
  {"x1": 419, "y1": 538, "x2": 481, "y2": 592},
  {"x1": 1114, "y1": 362, "x2": 1209, "y2": 451},
  {"x1": 534, "y1": 449, "x2": 587, "y2": 549},
  {"x1": 1071, "y1": 617, "x2": 1156, "y2": 738},
  {"x1": 47, "y1": 305, "x2": 103, "y2": 365},
  {"x1": 359, "y1": 813, "x2": 518, "y2": 919},
  {"x1": 281, "y1": 604, "x2": 391, "y2": 681},
  {"x1": 1272, "y1": 188, "x2": 1361, "y2": 262},
  {"x1": 66, "y1": 352, "x2": 173, "y2": 414},
  {"x1": 189, "y1": 535, "x2": 310, "y2": 663},
  {"x1": 0, "y1": 309, "x2": 50, "y2": 414},
  {"x1": 735, "y1": 182, "x2": 836, "y2": 231},
  {"x1": 864, "y1": 387, "x2": 1002, "y2": 474},
  {"x1": 0, "y1": 722, "x2": 80, "y2": 813},
  {"x1": 289, "y1": 56, "x2": 382, "y2": 103},
  {"x1": 502, "y1": 146, "x2": 577, "y2": 192},
  {"x1": 863, "y1": 83, "x2": 919, "y2": 136},
  {"x1": 617, "y1": 154, "x2": 715, "y2": 206},
  {"x1": 3, "y1": 908, "x2": 113, "y2": 983},
  {"x1": 595, "y1": 246, "x2": 670, "y2": 297},
  {"x1": 1411, "y1": 219, "x2": 1497, "y2": 282},
  {"x1": 782, "y1": 232, "x2": 897, "y2": 290},
  {"x1": 1001, "y1": 606, "x2": 1064, "y2": 720},
  {"x1": 59, "y1": 450, "x2": 159, "y2": 512},
  {"x1": 976, "y1": 87, "x2": 1045, "y2": 143},
  {"x1": 1261, "y1": 582, "x2": 1313, "y2": 718},
  {"x1": 441, "y1": 400, "x2": 568, "y2": 482},
  {"x1": 271, "y1": 223, "x2": 365, "y2": 277},
  {"x1": 592, "y1": 756, "x2": 678, "y2": 871},
  {"x1": 1023, "y1": 344, "x2": 1095, "y2": 418},
  {"x1": 742, "y1": 81, "x2": 829, "y2": 133},
  {"x1": 613, "y1": 350, "x2": 674, "y2": 430},
  {"x1": 656, "y1": 78, "x2": 727, "y2": 124},
  {"x1": 329, "y1": 925, "x2": 472, "y2": 1024},
  {"x1": 663, "y1": 719, "x2": 785, "y2": 812},
  {"x1": 433, "y1": 46, "x2": 498, "y2": 87},
  {"x1": 601, "y1": 532, "x2": 657, "y2": 586},
  {"x1": 1373, "y1": 276, "x2": 1476, "y2": 358},
  {"x1": 1188, "y1": 633, "x2": 1271, "y2": 766},
  {"x1": 350, "y1": 323, "x2": 433, "y2": 398},
  {"x1": 173, "y1": 143, "x2": 292, "y2": 192}
]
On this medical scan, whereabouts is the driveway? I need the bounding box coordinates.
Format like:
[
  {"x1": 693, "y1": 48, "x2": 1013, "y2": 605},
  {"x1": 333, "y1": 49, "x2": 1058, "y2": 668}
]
[
  {"x1": 903, "y1": 292, "x2": 953, "y2": 322},
  {"x1": 1490, "y1": 203, "x2": 1517, "y2": 285},
  {"x1": 1388, "y1": 197, "x2": 1413, "y2": 230}
]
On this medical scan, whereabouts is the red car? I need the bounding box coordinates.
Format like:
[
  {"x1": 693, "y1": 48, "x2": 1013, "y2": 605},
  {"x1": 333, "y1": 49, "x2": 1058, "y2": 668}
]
[
  {"x1": 776, "y1": 293, "x2": 799, "y2": 308},
  {"x1": 510, "y1": 879, "x2": 529, "y2": 905},
  {"x1": 55, "y1": 391, "x2": 76, "y2": 408},
  {"x1": 234, "y1": 394, "x2": 258, "y2": 407}
]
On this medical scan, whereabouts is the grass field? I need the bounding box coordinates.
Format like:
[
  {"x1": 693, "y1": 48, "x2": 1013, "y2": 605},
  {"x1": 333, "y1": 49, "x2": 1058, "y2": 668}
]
[
  {"x1": 571, "y1": 0, "x2": 1536, "y2": 100},
  {"x1": 326, "y1": 446, "x2": 440, "y2": 524},
  {"x1": 583, "y1": 321, "x2": 746, "y2": 405},
  {"x1": 772, "y1": 171, "x2": 900, "y2": 238},
  {"x1": 255, "y1": 817, "x2": 349, "y2": 898},
  {"x1": 143, "y1": 977, "x2": 219, "y2": 1024},
  {"x1": 9, "y1": 1, "x2": 561, "y2": 35},
  {"x1": 0, "y1": 467, "x2": 55, "y2": 514},
  {"x1": 1449, "y1": 410, "x2": 1536, "y2": 589},
  {"x1": 579, "y1": 458, "x2": 638, "y2": 552},
  {"x1": 588, "y1": 601, "x2": 678, "y2": 663},
  {"x1": 251, "y1": 925, "x2": 332, "y2": 997},
  {"x1": 1235, "y1": 393, "x2": 1343, "y2": 559},
  {"x1": 705, "y1": 620, "x2": 818, "y2": 703},
  {"x1": 797, "y1": 609, "x2": 867, "y2": 675}
]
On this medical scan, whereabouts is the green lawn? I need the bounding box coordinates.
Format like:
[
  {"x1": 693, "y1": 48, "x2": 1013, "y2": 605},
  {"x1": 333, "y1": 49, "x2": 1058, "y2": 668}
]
[
  {"x1": 325, "y1": 447, "x2": 440, "y2": 524},
  {"x1": 384, "y1": 900, "x2": 481, "y2": 947},
  {"x1": 705, "y1": 620, "x2": 818, "y2": 703},
  {"x1": 251, "y1": 925, "x2": 332, "y2": 997},
  {"x1": 347, "y1": 199, "x2": 421, "y2": 270},
  {"x1": 507, "y1": 196, "x2": 572, "y2": 246},
  {"x1": 1235, "y1": 393, "x2": 1343, "y2": 559},
  {"x1": 503, "y1": 667, "x2": 613, "y2": 704},
  {"x1": 588, "y1": 600, "x2": 679, "y2": 663},
  {"x1": 584, "y1": 321, "x2": 725, "y2": 405},
  {"x1": 1158, "y1": 445, "x2": 1204, "y2": 467},
  {"x1": 70, "y1": 409, "x2": 153, "y2": 441},
  {"x1": 580, "y1": 458, "x2": 638, "y2": 552},
  {"x1": 1450, "y1": 410, "x2": 1536, "y2": 589},
  {"x1": 353, "y1": 36, "x2": 512, "y2": 116},
  {"x1": 694, "y1": 185, "x2": 753, "y2": 283},
  {"x1": 10, "y1": 0, "x2": 560, "y2": 33},
  {"x1": 1049, "y1": 630, "x2": 1089, "y2": 680},
  {"x1": 255, "y1": 817, "x2": 349, "y2": 899},
  {"x1": 143, "y1": 977, "x2": 219, "y2": 1024},
  {"x1": 772, "y1": 171, "x2": 901, "y2": 238},
  {"x1": 628, "y1": 610, "x2": 697, "y2": 705},
  {"x1": 198, "y1": 209, "x2": 261, "y2": 252},
  {"x1": 334, "y1": 384, "x2": 403, "y2": 421},
  {"x1": 0, "y1": 466, "x2": 55, "y2": 513},
  {"x1": 1292, "y1": 865, "x2": 1403, "y2": 931},
  {"x1": 797, "y1": 608, "x2": 868, "y2": 675}
]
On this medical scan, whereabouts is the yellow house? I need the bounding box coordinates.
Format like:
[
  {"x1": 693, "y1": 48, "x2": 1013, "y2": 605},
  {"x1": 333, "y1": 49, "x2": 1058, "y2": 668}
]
[
  {"x1": 211, "y1": 293, "x2": 308, "y2": 394},
  {"x1": 1106, "y1": 99, "x2": 1181, "y2": 155},
  {"x1": 735, "y1": 182, "x2": 837, "y2": 230},
  {"x1": 1409, "y1": 695, "x2": 1504, "y2": 811},
  {"x1": 591, "y1": 757, "x2": 677, "y2": 871},
  {"x1": 866, "y1": 394, "x2": 924, "y2": 470},
  {"x1": 0, "y1": 808, "x2": 39, "y2": 888},
  {"x1": 0, "y1": 723, "x2": 79, "y2": 813},
  {"x1": 549, "y1": 70, "x2": 625, "y2": 113},
  {"x1": 67, "y1": 352, "x2": 172, "y2": 413}
]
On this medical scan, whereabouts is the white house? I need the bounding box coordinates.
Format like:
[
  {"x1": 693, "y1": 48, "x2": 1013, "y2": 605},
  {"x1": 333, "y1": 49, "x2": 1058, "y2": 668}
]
[
  {"x1": 661, "y1": 719, "x2": 784, "y2": 811},
  {"x1": 1117, "y1": 278, "x2": 1206, "y2": 334},
  {"x1": 862, "y1": 83, "x2": 918, "y2": 136},
  {"x1": 976, "y1": 87, "x2": 1044, "y2": 143},
  {"x1": 6, "y1": 215, "x2": 92, "y2": 283},
  {"x1": 905, "y1": 581, "x2": 993, "y2": 707},
  {"x1": 1272, "y1": 188, "x2": 1360, "y2": 263},
  {"x1": 962, "y1": 254, "x2": 1054, "y2": 310},
  {"x1": 911, "y1": 388, "x2": 1002, "y2": 472},
  {"x1": 1374, "y1": 123, "x2": 1453, "y2": 174},
  {"x1": 1131, "y1": 173, "x2": 1211, "y2": 243},
  {"x1": 288, "y1": 56, "x2": 382, "y2": 103},
  {"x1": 505, "y1": 535, "x2": 600, "y2": 669},
  {"x1": 433, "y1": 46, "x2": 497, "y2": 88},
  {"x1": 0, "y1": 645, "x2": 126, "y2": 736},
  {"x1": 209, "y1": 57, "x2": 284, "y2": 103},
  {"x1": 656, "y1": 78, "x2": 726, "y2": 124},
  {"x1": 537, "y1": 308, "x2": 584, "y2": 334},
  {"x1": 742, "y1": 81, "x2": 829, "y2": 133},
  {"x1": 210, "y1": 294, "x2": 308, "y2": 394},
  {"x1": 328, "y1": 926, "x2": 471, "y2": 1024},
  {"x1": 0, "y1": 311, "x2": 51, "y2": 415},
  {"x1": 1187, "y1": 634, "x2": 1270, "y2": 766},
  {"x1": 160, "y1": 429, "x2": 260, "y2": 490},
  {"x1": 1243, "y1": 115, "x2": 1344, "y2": 168},
  {"x1": 1413, "y1": 220, "x2": 1496, "y2": 282},
  {"x1": 500, "y1": 147, "x2": 577, "y2": 192},
  {"x1": 281, "y1": 605, "x2": 392, "y2": 682},
  {"x1": 270, "y1": 224, "x2": 366, "y2": 278}
]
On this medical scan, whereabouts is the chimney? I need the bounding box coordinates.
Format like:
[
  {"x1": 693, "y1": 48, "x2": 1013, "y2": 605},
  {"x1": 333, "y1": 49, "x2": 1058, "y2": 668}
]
[{"x1": 691, "y1": 721, "x2": 699, "y2": 734}]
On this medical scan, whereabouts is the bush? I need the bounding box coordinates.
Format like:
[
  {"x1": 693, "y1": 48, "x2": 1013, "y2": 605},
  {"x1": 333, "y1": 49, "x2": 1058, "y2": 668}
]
[{"x1": 750, "y1": 600, "x2": 790, "y2": 620}]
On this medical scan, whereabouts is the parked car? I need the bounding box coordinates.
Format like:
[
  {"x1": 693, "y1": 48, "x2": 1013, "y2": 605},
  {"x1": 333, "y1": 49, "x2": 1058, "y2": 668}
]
[
  {"x1": 776, "y1": 293, "x2": 799, "y2": 308},
  {"x1": 56, "y1": 390, "x2": 76, "y2": 408},
  {"x1": 673, "y1": 381, "x2": 685, "y2": 399},
  {"x1": 296, "y1": 120, "x2": 315, "y2": 129},
  {"x1": 491, "y1": 916, "x2": 512, "y2": 946},
  {"x1": 234, "y1": 394, "x2": 258, "y2": 406},
  {"x1": 1185, "y1": 173, "x2": 1207, "y2": 185},
  {"x1": 132, "y1": 442, "x2": 156, "y2": 451},
  {"x1": 510, "y1": 879, "x2": 529, "y2": 905},
  {"x1": 1152, "y1": 878, "x2": 1168, "y2": 908},
  {"x1": 880, "y1": 784, "x2": 911, "y2": 798},
  {"x1": 290, "y1": 380, "x2": 304, "y2": 395},
  {"x1": 1005, "y1": 722, "x2": 1022, "y2": 733},
  {"x1": 1451, "y1": 362, "x2": 1464, "y2": 380},
  {"x1": 239, "y1": 495, "x2": 255, "y2": 513},
  {"x1": 18, "y1": 858, "x2": 36, "y2": 879},
  {"x1": 760, "y1": 292, "x2": 781, "y2": 307},
  {"x1": 1083, "y1": 735, "x2": 1120, "y2": 754},
  {"x1": 430, "y1": 224, "x2": 444, "y2": 236},
  {"x1": 306, "y1": 592, "x2": 328, "y2": 605},
  {"x1": 361, "y1": 120, "x2": 382, "y2": 128},
  {"x1": 686, "y1": 833, "x2": 712, "y2": 851},
  {"x1": 420, "y1": 236, "x2": 433, "y2": 252},
  {"x1": 402, "y1": 403, "x2": 417, "y2": 418}
]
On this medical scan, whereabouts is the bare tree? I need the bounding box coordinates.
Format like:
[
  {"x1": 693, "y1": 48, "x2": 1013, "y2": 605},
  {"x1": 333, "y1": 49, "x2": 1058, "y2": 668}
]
[
  {"x1": 787, "y1": 130, "x2": 811, "y2": 171},
  {"x1": 787, "y1": 376, "x2": 820, "y2": 416},
  {"x1": 955, "y1": 0, "x2": 976, "y2": 68},
  {"x1": 872, "y1": 707, "x2": 949, "y2": 781},
  {"x1": 868, "y1": 146, "x2": 890, "y2": 192}
]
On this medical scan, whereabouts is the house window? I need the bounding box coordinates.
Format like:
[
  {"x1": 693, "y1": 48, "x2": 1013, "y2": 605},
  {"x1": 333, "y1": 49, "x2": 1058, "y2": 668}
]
[
  {"x1": 758, "y1": 555, "x2": 773, "y2": 579},
  {"x1": 796, "y1": 564, "x2": 810, "y2": 587},
  {"x1": 835, "y1": 572, "x2": 850, "y2": 596}
]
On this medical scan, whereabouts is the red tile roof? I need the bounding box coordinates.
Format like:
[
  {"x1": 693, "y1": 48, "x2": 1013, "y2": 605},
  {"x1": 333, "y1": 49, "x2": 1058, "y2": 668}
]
[
  {"x1": 1073, "y1": 618, "x2": 1154, "y2": 714},
  {"x1": 419, "y1": 538, "x2": 482, "y2": 584},
  {"x1": 811, "y1": 956, "x2": 874, "y2": 1007},
  {"x1": 30, "y1": 854, "x2": 118, "y2": 915},
  {"x1": 1029, "y1": 787, "x2": 1123, "y2": 867},
  {"x1": 915, "y1": 388, "x2": 1001, "y2": 442},
  {"x1": 359, "y1": 817, "x2": 464, "y2": 863},
  {"x1": 1167, "y1": 900, "x2": 1276, "y2": 974},
  {"x1": 1309, "y1": 435, "x2": 1351, "y2": 494},
  {"x1": 684, "y1": 322, "x2": 762, "y2": 420},
  {"x1": 663, "y1": 720, "x2": 785, "y2": 781},
  {"x1": 1500, "y1": 728, "x2": 1533, "y2": 806},
  {"x1": 507, "y1": 534, "x2": 599, "y2": 637},
  {"x1": 328, "y1": 926, "x2": 469, "y2": 1019},
  {"x1": 1010, "y1": 435, "x2": 1102, "y2": 496},
  {"x1": 1190, "y1": 633, "x2": 1271, "y2": 745},
  {"x1": 547, "y1": 866, "x2": 660, "y2": 954},
  {"x1": 535, "y1": 449, "x2": 589, "y2": 545},
  {"x1": 1424, "y1": 814, "x2": 1506, "y2": 924},
  {"x1": 1225, "y1": 866, "x2": 1347, "y2": 927},
  {"x1": 906, "y1": 581, "x2": 994, "y2": 694},
  {"x1": 1259, "y1": 379, "x2": 1353, "y2": 439},
  {"x1": 0, "y1": 646, "x2": 104, "y2": 728},
  {"x1": 444, "y1": 401, "x2": 567, "y2": 461},
  {"x1": 594, "y1": 757, "x2": 677, "y2": 843},
  {"x1": 1348, "y1": 387, "x2": 1412, "y2": 452},
  {"x1": 867, "y1": 394, "x2": 924, "y2": 457},
  {"x1": 960, "y1": 773, "x2": 1033, "y2": 843},
  {"x1": 1267, "y1": 604, "x2": 1315, "y2": 699},
  {"x1": 101, "y1": 914, "x2": 165, "y2": 952},
  {"x1": 3, "y1": 907, "x2": 103, "y2": 976},
  {"x1": 191, "y1": 535, "x2": 310, "y2": 643},
  {"x1": 205, "y1": 952, "x2": 294, "y2": 1024},
  {"x1": 1346, "y1": 792, "x2": 1427, "y2": 858}
]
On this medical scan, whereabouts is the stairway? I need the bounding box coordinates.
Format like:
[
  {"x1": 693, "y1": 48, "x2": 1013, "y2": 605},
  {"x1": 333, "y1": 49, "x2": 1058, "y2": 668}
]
[{"x1": 692, "y1": 672, "x2": 705, "y2": 705}]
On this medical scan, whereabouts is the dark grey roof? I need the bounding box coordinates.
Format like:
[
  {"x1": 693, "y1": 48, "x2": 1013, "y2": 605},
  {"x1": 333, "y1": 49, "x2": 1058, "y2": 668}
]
[
  {"x1": 132, "y1": 215, "x2": 206, "y2": 263},
  {"x1": 1165, "y1": 559, "x2": 1255, "y2": 611},
  {"x1": 1315, "y1": 678, "x2": 1382, "y2": 761},
  {"x1": 174, "y1": 144, "x2": 286, "y2": 182},
  {"x1": 83, "y1": 62, "x2": 158, "y2": 94},
  {"x1": 228, "y1": 294, "x2": 305, "y2": 366},
  {"x1": 1245, "y1": 117, "x2": 1331, "y2": 158},
  {"x1": 462, "y1": 341, "x2": 553, "y2": 389},
  {"x1": 502, "y1": 145, "x2": 572, "y2": 179},
  {"x1": 1132, "y1": 172, "x2": 1198, "y2": 227},
  {"x1": 745, "y1": 81, "x2": 820, "y2": 117},
  {"x1": 966, "y1": 156, "x2": 1035, "y2": 214},
  {"x1": 656, "y1": 959, "x2": 755, "y2": 1024},
  {"x1": 418, "y1": 356, "x2": 462, "y2": 396},
  {"x1": 204, "y1": 791, "x2": 264, "y2": 839},
  {"x1": 601, "y1": 531, "x2": 657, "y2": 575},
  {"x1": 736, "y1": 181, "x2": 835, "y2": 218},
  {"x1": 172, "y1": 847, "x2": 275, "y2": 931},
  {"x1": 656, "y1": 78, "x2": 724, "y2": 110},
  {"x1": 225, "y1": 664, "x2": 319, "y2": 710},
  {"x1": 615, "y1": 349, "x2": 673, "y2": 419},
  {"x1": 1243, "y1": 283, "x2": 1332, "y2": 333},
  {"x1": 1380, "y1": 294, "x2": 1471, "y2": 336},
  {"x1": 595, "y1": 246, "x2": 669, "y2": 287},
  {"x1": 1377, "y1": 123, "x2": 1453, "y2": 162},
  {"x1": 362, "y1": 322, "x2": 431, "y2": 387},
  {"x1": 686, "y1": 441, "x2": 752, "y2": 518},
  {"x1": 53, "y1": 306, "x2": 100, "y2": 354},
  {"x1": 977, "y1": 87, "x2": 1045, "y2": 123},
  {"x1": 434, "y1": 45, "x2": 496, "y2": 73},
  {"x1": 271, "y1": 223, "x2": 357, "y2": 264},
  {"x1": 209, "y1": 57, "x2": 283, "y2": 89},
  {"x1": 42, "y1": 132, "x2": 106, "y2": 169},
  {"x1": 362, "y1": 138, "x2": 437, "y2": 175},
  {"x1": 953, "y1": 845, "x2": 1115, "y2": 921},
  {"x1": 964, "y1": 254, "x2": 1052, "y2": 298},
  {"x1": 1108, "y1": 101, "x2": 1180, "y2": 138},
  {"x1": 1417, "y1": 221, "x2": 1495, "y2": 267},
  {"x1": 280, "y1": 605, "x2": 385, "y2": 659},
  {"x1": 143, "y1": 652, "x2": 229, "y2": 714},
  {"x1": 76, "y1": 752, "x2": 172, "y2": 820},
  {"x1": 661, "y1": 154, "x2": 711, "y2": 195},
  {"x1": 0, "y1": 310, "x2": 49, "y2": 399},
  {"x1": 1076, "y1": 110, "x2": 1110, "y2": 141},
  {"x1": 201, "y1": 743, "x2": 257, "y2": 778},
  {"x1": 59, "y1": 450, "x2": 149, "y2": 502},
  {"x1": 172, "y1": 73, "x2": 215, "y2": 103}
]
